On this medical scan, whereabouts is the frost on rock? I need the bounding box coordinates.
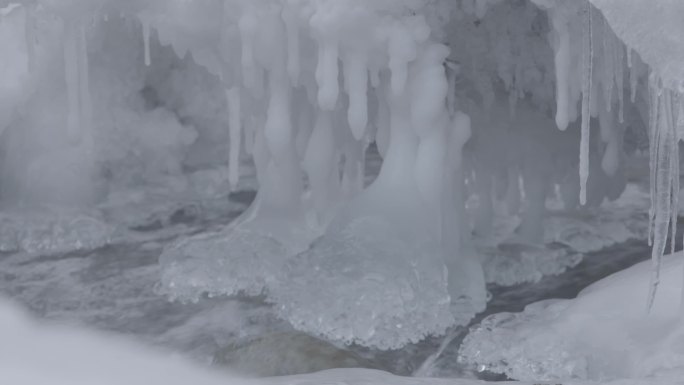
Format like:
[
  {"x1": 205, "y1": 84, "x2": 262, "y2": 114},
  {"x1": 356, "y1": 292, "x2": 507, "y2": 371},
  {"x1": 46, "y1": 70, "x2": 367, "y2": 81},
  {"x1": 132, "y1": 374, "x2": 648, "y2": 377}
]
[{"x1": 459, "y1": 253, "x2": 684, "y2": 382}]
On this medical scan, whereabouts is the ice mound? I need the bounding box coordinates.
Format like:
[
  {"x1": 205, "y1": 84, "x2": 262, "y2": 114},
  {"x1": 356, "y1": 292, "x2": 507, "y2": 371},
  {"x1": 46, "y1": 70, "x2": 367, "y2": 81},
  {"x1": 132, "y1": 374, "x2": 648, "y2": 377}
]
[
  {"x1": 158, "y1": 218, "x2": 318, "y2": 302},
  {"x1": 0, "y1": 209, "x2": 113, "y2": 255},
  {"x1": 271, "y1": 216, "x2": 454, "y2": 350},
  {"x1": 459, "y1": 252, "x2": 684, "y2": 382}
]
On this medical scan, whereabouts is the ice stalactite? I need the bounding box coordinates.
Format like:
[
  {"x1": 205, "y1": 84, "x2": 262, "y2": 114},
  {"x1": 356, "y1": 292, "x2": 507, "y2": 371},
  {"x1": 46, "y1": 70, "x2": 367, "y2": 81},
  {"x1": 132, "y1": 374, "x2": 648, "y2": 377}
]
[
  {"x1": 24, "y1": 3, "x2": 36, "y2": 73},
  {"x1": 629, "y1": 49, "x2": 640, "y2": 104},
  {"x1": 579, "y1": 3, "x2": 593, "y2": 206},
  {"x1": 238, "y1": 9, "x2": 262, "y2": 99},
  {"x1": 343, "y1": 51, "x2": 369, "y2": 140},
  {"x1": 646, "y1": 77, "x2": 681, "y2": 312},
  {"x1": 141, "y1": 15, "x2": 151, "y2": 67},
  {"x1": 63, "y1": 20, "x2": 91, "y2": 147},
  {"x1": 599, "y1": 99, "x2": 620, "y2": 177},
  {"x1": 303, "y1": 110, "x2": 339, "y2": 225},
  {"x1": 549, "y1": 9, "x2": 571, "y2": 131},
  {"x1": 282, "y1": 6, "x2": 300, "y2": 86},
  {"x1": 226, "y1": 86, "x2": 241, "y2": 190}
]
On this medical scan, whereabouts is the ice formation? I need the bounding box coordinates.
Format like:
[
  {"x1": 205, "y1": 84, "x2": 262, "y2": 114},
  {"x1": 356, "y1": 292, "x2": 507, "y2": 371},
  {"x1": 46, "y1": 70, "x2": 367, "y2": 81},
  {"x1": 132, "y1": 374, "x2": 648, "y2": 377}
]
[{"x1": 1, "y1": 0, "x2": 683, "y2": 350}]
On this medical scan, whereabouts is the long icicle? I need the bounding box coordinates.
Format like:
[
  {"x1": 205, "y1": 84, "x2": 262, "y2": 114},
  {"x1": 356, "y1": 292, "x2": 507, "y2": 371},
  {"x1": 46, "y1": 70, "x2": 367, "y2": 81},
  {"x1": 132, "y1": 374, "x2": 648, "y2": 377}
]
[
  {"x1": 64, "y1": 21, "x2": 81, "y2": 144},
  {"x1": 647, "y1": 85, "x2": 677, "y2": 312},
  {"x1": 227, "y1": 87, "x2": 242, "y2": 190},
  {"x1": 579, "y1": 2, "x2": 593, "y2": 206},
  {"x1": 648, "y1": 75, "x2": 660, "y2": 246},
  {"x1": 78, "y1": 23, "x2": 92, "y2": 150}
]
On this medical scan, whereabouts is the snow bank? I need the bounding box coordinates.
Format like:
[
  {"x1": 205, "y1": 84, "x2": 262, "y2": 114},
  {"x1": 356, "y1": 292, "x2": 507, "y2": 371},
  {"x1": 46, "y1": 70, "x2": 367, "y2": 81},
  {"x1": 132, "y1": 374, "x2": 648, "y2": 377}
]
[
  {"x1": 0, "y1": 298, "x2": 241, "y2": 385},
  {"x1": 459, "y1": 251, "x2": 684, "y2": 382}
]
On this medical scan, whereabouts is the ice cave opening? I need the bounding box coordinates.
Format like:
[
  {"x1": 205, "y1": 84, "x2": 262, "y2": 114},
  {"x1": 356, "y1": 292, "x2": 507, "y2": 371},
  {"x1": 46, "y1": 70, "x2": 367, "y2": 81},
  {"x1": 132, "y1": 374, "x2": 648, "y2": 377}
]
[{"x1": 1, "y1": 0, "x2": 684, "y2": 384}]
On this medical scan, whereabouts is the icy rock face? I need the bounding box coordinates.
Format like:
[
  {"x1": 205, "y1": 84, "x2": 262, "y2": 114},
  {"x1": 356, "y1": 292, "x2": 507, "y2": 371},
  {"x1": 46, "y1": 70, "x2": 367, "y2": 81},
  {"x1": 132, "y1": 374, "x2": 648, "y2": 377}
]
[{"x1": 459, "y1": 253, "x2": 684, "y2": 382}]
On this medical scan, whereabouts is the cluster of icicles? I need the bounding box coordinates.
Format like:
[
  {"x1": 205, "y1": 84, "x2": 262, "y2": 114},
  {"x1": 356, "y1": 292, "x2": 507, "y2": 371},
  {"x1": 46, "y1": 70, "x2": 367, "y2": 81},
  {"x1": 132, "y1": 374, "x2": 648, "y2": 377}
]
[
  {"x1": 538, "y1": 0, "x2": 684, "y2": 311},
  {"x1": 2, "y1": 0, "x2": 684, "y2": 346}
]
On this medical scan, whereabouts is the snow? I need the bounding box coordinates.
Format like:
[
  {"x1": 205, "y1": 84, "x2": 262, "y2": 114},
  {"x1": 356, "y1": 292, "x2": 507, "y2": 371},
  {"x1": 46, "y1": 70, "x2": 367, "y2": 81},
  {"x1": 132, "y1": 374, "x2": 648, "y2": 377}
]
[
  {"x1": 0, "y1": 298, "x2": 246, "y2": 385},
  {"x1": 459, "y1": 251, "x2": 684, "y2": 382}
]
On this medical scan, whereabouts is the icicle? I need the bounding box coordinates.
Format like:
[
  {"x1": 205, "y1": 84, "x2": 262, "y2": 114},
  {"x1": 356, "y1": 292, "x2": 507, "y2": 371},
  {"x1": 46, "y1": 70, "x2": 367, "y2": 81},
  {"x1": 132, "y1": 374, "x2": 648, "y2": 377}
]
[
  {"x1": 227, "y1": 87, "x2": 242, "y2": 190},
  {"x1": 647, "y1": 75, "x2": 661, "y2": 247},
  {"x1": 671, "y1": 134, "x2": 679, "y2": 255},
  {"x1": 602, "y1": 18, "x2": 614, "y2": 112},
  {"x1": 388, "y1": 26, "x2": 417, "y2": 97},
  {"x1": 282, "y1": 7, "x2": 300, "y2": 86},
  {"x1": 615, "y1": 42, "x2": 625, "y2": 123},
  {"x1": 63, "y1": 20, "x2": 91, "y2": 146},
  {"x1": 646, "y1": 86, "x2": 678, "y2": 312},
  {"x1": 315, "y1": 39, "x2": 339, "y2": 111},
  {"x1": 24, "y1": 3, "x2": 36, "y2": 73},
  {"x1": 375, "y1": 85, "x2": 391, "y2": 158},
  {"x1": 141, "y1": 17, "x2": 151, "y2": 67},
  {"x1": 550, "y1": 11, "x2": 571, "y2": 130},
  {"x1": 239, "y1": 11, "x2": 262, "y2": 98},
  {"x1": 579, "y1": 3, "x2": 593, "y2": 206},
  {"x1": 446, "y1": 61, "x2": 459, "y2": 117},
  {"x1": 64, "y1": 21, "x2": 81, "y2": 144},
  {"x1": 78, "y1": 23, "x2": 92, "y2": 148},
  {"x1": 303, "y1": 110, "x2": 338, "y2": 224},
  {"x1": 343, "y1": 51, "x2": 369, "y2": 140},
  {"x1": 630, "y1": 58, "x2": 639, "y2": 103},
  {"x1": 599, "y1": 102, "x2": 619, "y2": 176}
]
